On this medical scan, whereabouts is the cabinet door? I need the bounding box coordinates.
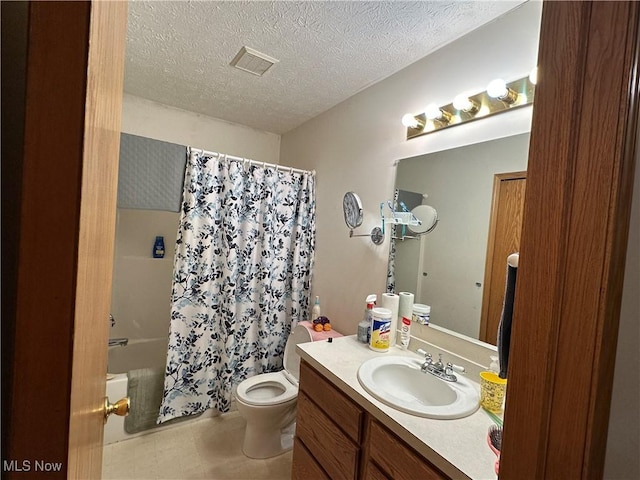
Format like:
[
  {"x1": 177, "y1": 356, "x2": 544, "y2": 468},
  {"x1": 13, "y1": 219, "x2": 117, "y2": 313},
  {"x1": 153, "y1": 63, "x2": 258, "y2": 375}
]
[
  {"x1": 291, "y1": 437, "x2": 330, "y2": 480},
  {"x1": 299, "y1": 361, "x2": 363, "y2": 442},
  {"x1": 367, "y1": 419, "x2": 449, "y2": 480},
  {"x1": 296, "y1": 391, "x2": 359, "y2": 480}
]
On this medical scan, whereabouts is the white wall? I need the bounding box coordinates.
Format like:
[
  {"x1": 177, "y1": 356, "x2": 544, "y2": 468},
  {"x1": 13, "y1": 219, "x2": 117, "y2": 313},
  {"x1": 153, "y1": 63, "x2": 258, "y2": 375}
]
[
  {"x1": 121, "y1": 93, "x2": 281, "y2": 163},
  {"x1": 110, "y1": 209, "x2": 178, "y2": 343},
  {"x1": 604, "y1": 143, "x2": 640, "y2": 479},
  {"x1": 280, "y1": 1, "x2": 542, "y2": 336}
]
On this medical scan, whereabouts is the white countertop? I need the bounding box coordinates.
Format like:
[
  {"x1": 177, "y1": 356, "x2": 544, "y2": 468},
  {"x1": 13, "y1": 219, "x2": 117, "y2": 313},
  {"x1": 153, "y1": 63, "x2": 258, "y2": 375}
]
[{"x1": 296, "y1": 335, "x2": 499, "y2": 480}]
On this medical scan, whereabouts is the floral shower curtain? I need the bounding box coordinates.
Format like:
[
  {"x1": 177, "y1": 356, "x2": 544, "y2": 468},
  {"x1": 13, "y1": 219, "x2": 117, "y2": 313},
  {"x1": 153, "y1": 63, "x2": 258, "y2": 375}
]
[
  {"x1": 386, "y1": 189, "x2": 400, "y2": 292},
  {"x1": 158, "y1": 148, "x2": 316, "y2": 422}
]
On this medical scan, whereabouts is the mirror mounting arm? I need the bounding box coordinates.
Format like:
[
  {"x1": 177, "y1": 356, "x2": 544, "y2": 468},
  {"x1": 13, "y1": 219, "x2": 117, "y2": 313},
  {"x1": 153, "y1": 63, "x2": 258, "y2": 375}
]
[{"x1": 349, "y1": 227, "x2": 384, "y2": 245}]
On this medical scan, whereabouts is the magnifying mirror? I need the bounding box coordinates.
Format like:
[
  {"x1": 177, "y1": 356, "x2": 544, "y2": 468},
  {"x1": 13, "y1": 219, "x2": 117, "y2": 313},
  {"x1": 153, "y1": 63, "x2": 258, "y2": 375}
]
[
  {"x1": 343, "y1": 192, "x2": 364, "y2": 229},
  {"x1": 408, "y1": 205, "x2": 438, "y2": 235}
]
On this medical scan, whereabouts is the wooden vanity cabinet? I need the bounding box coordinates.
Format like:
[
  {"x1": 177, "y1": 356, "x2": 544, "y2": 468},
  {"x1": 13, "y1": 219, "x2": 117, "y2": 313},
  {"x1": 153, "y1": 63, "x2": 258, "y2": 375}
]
[
  {"x1": 292, "y1": 361, "x2": 450, "y2": 480},
  {"x1": 293, "y1": 361, "x2": 364, "y2": 480}
]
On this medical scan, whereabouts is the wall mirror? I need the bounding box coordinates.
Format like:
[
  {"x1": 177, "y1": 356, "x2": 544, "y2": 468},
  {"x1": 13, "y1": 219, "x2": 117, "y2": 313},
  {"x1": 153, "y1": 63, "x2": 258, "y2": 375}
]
[{"x1": 388, "y1": 132, "x2": 530, "y2": 345}]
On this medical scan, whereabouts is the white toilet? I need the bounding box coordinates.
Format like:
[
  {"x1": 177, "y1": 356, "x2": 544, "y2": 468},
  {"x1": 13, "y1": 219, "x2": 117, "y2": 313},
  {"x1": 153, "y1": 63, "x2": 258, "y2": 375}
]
[{"x1": 234, "y1": 324, "x2": 312, "y2": 459}]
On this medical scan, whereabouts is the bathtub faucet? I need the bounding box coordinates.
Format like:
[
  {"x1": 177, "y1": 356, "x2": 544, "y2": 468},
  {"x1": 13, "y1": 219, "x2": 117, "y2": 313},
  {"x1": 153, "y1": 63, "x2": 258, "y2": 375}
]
[{"x1": 108, "y1": 337, "x2": 128, "y2": 347}]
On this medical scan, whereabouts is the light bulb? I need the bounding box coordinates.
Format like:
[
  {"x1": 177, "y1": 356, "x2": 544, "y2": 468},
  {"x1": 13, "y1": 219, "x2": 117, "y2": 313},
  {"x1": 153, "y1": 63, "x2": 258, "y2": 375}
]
[
  {"x1": 453, "y1": 94, "x2": 479, "y2": 114},
  {"x1": 425, "y1": 103, "x2": 443, "y2": 120},
  {"x1": 453, "y1": 95, "x2": 472, "y2": 111},
  {"x1": 529, "y1": 66, "x2": 538, "y2": 85},
  {"x1": 424, "y1": 103, "x2": 452, "y2": 125},
  {"x1": 487, "y1": 78, "x2": 519, "y2": 104},
  {"x1": 401, "y1": 113, "x2": 419, "y2": 128},
  {"x1": 487, "y1": 79, "x2": 508, "y2": 99}
]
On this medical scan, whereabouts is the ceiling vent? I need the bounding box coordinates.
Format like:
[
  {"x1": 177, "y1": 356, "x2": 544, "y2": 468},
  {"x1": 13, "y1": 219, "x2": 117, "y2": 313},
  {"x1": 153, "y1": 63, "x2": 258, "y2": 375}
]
[{"x1": 230, "y1": 46, "x2": 279, "y2": 76}]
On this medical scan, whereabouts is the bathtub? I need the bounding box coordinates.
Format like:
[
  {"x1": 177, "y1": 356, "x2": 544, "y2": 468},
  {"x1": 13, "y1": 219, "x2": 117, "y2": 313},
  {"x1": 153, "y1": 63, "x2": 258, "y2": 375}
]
[
  {"x1": 104, "y1": 337, "x2": 218, "y2": 445},
  {"x1": 104, "y1": 338, "x2": 167, "y2": 445},
  {"x1": 104, "y1": 373, "x2": 130, "y2": 445}
]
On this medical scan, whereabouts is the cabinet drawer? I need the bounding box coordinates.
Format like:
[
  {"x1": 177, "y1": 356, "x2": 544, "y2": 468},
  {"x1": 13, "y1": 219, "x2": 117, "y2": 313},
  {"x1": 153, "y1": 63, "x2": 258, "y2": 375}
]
[
  {"x1": 368, "y1": 419, "x2": 449, "y2": 480},
  {"x1": 292, "y1": 437, "x2": 330, "y2": 480},
  {"x1": 296, "y1": 391, "x2": 359, "y2": 480},
  {"x1": 299, "y1": 361, "x2": 363, "y2": 442}
]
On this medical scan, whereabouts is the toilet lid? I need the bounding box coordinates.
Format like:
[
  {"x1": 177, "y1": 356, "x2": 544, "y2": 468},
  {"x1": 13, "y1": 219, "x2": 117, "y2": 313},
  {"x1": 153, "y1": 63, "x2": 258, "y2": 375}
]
[
  {"x1": 283, "y1": 324, "x2": 312, "y2": 382},
  {"x1": 235, "y1": 371, "x2": 297, "y2": 406}
]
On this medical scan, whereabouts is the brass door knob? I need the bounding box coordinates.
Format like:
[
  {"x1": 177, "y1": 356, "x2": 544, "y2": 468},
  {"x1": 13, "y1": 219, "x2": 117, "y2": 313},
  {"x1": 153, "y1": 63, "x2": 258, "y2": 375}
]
[{"x1": 104, "y1": 396, "x2": 130, "y2": 423}]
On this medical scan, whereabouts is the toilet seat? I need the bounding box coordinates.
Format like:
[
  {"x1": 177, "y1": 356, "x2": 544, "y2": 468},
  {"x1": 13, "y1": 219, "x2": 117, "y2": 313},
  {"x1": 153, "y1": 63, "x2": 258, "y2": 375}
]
[
  {"x1": 235, "y1": 324, "x2": 312, "y2": 408},
  {"x1": 235, "y1": 371, "x2": 297, "y2": 407}
]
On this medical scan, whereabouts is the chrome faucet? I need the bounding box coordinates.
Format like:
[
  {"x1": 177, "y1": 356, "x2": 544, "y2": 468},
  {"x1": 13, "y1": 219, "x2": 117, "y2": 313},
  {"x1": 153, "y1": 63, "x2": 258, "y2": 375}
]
[
  {"x1": 108, "y1": 337, "x2": 128, "y2": 347},
  {"x1": 417, "y1": 349, "x2": 464, "y2": 382}
]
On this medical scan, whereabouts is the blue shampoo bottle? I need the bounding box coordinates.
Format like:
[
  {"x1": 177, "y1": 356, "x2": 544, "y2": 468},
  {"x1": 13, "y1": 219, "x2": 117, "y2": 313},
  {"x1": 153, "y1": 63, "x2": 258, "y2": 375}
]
[{"x1": 153, "y1": 236, "x2": 165, "y2": 258}]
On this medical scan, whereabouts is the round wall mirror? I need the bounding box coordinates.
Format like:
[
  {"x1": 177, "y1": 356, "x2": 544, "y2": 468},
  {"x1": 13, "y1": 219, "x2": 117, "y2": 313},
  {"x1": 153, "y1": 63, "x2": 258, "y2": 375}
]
[
  {"x1": 408, "y1": 205, "x2": 438, "y2": 235},
  {"x1": 343, "y1": 192, "x2": 364, "y2": 229}
]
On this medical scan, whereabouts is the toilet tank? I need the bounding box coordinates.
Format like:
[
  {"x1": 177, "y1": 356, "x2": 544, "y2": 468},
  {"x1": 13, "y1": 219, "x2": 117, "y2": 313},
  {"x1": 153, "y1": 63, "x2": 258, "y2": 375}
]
[{"x1": 283, "y1": 324, "x2": 312, "y2": 382}]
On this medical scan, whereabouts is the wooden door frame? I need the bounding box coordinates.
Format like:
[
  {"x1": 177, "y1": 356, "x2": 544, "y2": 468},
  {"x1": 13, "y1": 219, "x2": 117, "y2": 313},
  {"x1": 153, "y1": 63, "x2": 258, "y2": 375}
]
[
  {"x1": 501, "y1": 2, "x2": 639, "y2": 478},
  {"x1": 479, "y1": 170, "x2": 527, "y2": 344},
  {"x1": 1, "y1": 1, "x2": 637, "y2": 479},
  {"x1": 67, "y1": 2, "x2": 128, "y2": 477}
]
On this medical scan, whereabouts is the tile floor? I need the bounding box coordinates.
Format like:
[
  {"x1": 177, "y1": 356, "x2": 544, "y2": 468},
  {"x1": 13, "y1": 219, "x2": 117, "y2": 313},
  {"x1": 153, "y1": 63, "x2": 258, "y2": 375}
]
[{"x1": 102, "y1": 411, "x2": 293, "y2": 480}]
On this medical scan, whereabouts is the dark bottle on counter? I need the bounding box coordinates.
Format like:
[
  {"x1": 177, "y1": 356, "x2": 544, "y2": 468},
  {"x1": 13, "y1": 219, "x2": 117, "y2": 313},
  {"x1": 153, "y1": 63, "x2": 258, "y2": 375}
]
[{"x1": 153, "y1": 236, "x2": 165, "y2": 258}]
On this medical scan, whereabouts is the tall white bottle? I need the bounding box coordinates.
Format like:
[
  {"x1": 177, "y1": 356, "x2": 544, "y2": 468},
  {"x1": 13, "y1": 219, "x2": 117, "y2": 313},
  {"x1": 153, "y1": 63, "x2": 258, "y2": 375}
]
[{"x1": 311, "y1": 296, "x2": 321, "y2": 320}]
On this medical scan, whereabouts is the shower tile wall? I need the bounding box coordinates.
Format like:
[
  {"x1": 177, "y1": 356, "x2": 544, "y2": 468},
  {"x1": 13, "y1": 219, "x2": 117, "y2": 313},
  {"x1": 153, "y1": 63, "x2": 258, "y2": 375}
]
[{"x1": 110, "y1": 208, "x2": 180, "y2": 345}]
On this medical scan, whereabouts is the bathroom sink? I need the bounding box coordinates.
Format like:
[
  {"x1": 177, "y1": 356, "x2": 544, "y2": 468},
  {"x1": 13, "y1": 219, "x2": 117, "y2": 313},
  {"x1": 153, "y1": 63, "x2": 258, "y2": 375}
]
[{"x1": 357, "y1": 356, "x2": 479, "y2": 419}]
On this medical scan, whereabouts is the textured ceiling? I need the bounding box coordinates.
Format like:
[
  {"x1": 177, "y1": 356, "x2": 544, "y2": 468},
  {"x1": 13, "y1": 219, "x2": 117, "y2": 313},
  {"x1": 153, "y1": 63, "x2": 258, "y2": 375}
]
[{"x1": 125, "y1": 1, "x2": 525, "y2": 134}]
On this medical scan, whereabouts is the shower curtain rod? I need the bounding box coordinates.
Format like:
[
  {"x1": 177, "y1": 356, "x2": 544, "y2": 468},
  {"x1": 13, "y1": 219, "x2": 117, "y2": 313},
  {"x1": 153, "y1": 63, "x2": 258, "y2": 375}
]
[{"x1": 189, "y1": 147, "x2": 314, "y2": 175}]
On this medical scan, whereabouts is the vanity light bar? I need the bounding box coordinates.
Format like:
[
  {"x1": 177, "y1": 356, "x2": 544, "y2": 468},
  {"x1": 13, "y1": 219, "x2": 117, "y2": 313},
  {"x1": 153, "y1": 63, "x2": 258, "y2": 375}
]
[{"x1": 403, "y1": 75, "x2": 536, "y2": 140}]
